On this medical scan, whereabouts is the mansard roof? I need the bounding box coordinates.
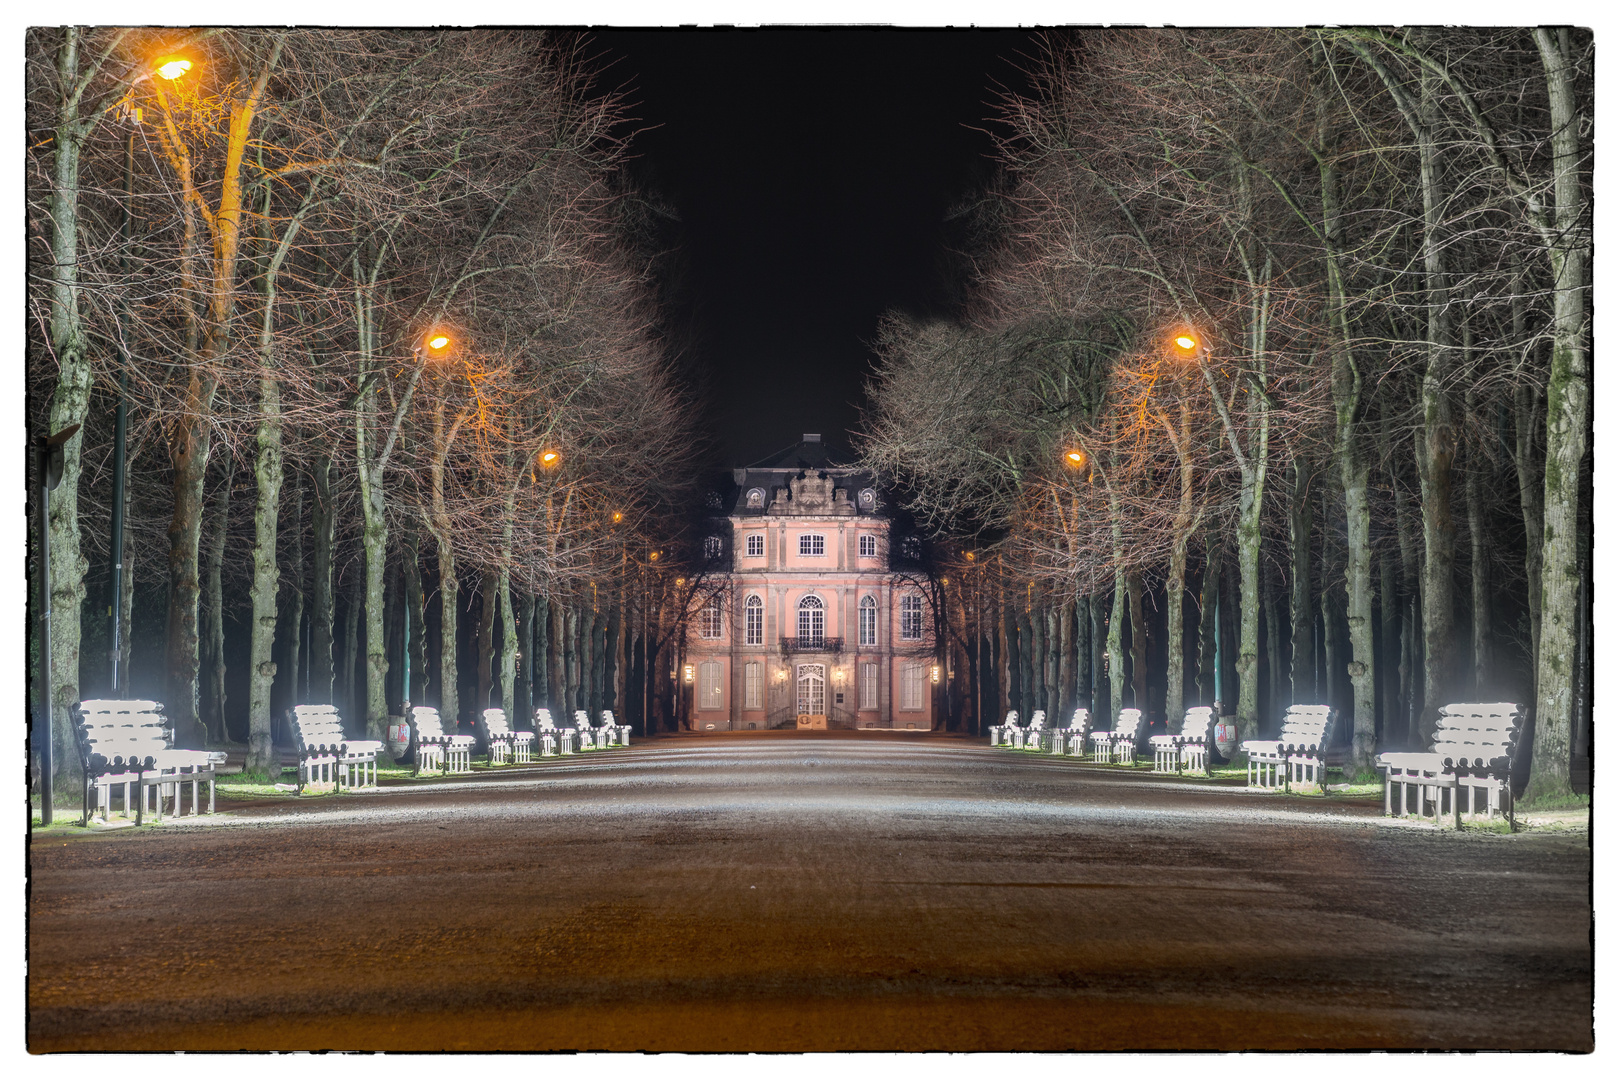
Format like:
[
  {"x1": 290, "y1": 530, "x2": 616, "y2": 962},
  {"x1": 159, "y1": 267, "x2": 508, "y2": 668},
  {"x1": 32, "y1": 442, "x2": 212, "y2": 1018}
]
[{"x1": 708, "y1": 434, "x2": 881, "y2": 518}]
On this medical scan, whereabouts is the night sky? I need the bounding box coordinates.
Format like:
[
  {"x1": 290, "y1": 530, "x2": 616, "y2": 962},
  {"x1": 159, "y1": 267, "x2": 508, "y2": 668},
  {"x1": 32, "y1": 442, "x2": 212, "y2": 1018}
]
[{"x1": 592, "y1": 29, "x2": 1039, "y2": 467}]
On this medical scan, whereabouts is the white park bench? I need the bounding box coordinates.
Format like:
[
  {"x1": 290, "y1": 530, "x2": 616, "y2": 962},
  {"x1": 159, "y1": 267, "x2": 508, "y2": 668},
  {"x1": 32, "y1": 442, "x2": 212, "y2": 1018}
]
[
  {"x1": 988, "y1": 710, "x2": 1020, "y2": 747},
  {"x1": 1378, "y1": 703, "x2": 1523, "y2": 829},
  {"x1": 1241, "y1": 705, "x2": 1335, "y2": 791},
  {"x1": 599, "y1": 709, "x2": 631, "y2": 747},
  {"x1": 290, "y1": 704, "x2": 382, "y2": 793},
  {"x1": 532, "y1": 708, "x2": 570, "y2": 756},
  {"x1": 411, "y1": 706, "x2": 474, "y2": 775},
  {"x1": 574, "y1": 710, "x2": 605, "y2": 750},
  {"x1": 73, "y1": 699, "x2": 226, "y2": 825},
  {"x1": 481, "y1": 708, "x2": 536, "y2": 765},
  {"x1": 1149, "y1": 706, "x2": 1216, "y2": 775},
  {"x1": 1056, "y1": 708, "x2": 1093, "y2": 755},
  {"x1": 1089, "y1": 708, "x2": 1144, "y2": 764},
  {"x1": 1023, "y1": 710, "x2": 1047, "y2": 751}
]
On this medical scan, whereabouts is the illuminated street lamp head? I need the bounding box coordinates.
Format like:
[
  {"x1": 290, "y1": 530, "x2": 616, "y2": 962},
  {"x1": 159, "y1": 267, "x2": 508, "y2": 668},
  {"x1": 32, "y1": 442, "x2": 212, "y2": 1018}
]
[
  {"x1": 156, "y1": 56, "x2": 192, "y2": 80},
  {"x1": 419, "y1": 331, "x2": 453, "y2": 360},
  {"x1": 1172, "y1": 331, "x2": 1203, "y2": 357},
  {"x1": 611, "y1": 511, "x2": 623, "y2": 524},
  {"x1": 1064, "y1": 449, "x2": 1087, "y2": 468}
]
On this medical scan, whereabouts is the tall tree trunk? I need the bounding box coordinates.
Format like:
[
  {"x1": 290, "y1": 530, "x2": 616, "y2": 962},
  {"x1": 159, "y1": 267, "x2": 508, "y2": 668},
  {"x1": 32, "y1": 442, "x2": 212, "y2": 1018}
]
[
  {"x1": 1057, "y1": 600, "x2": 1074, "y2": 724},
  {"x1": 605, "y1": 598, "x2": 622, "y2": 715},
  {"x1": 1106, "y1": 572, "x2": 1125, "y2": 725},
  {"x1": 1022, "y1": 598, "x2": 1041, "y2": 714},
  {"x1": 1379, "y1": 547, "x2": 1402, "y2": 748},
  {"x1": 516, "y1": 593, "x2": 534, "y2": 723},
  {"x1": 282, "y1": 469, "x2": 305, "y2": 711},
  {"x1": 591, "y1": 607, "x2": 607, "y2": 719},
  {"x1": 564, "y1": 605, "x2": 580, "y2": 716},
  {"x1": 1525, "y1": 28, "x2": 1590, "y2": 802},
  {"x1": 199, "y1": 457, "x2": 231, "y2": 743},
  {"x1": 548, "y1": 598, "x2": 566, "y2": 719},
  {"x1": 1088, "y1": 594, "x2": 1104, "y2": 722},
  {"x1": 1125, "y1": 571, "x2": 1146, "y2": 713},
  {"x1": 1464, "y1": 400, "x2": 1492, "y2": 698},
  {"x1": 402, "y1": 525, "x2": 426, "y2": 708},
  {"x1": 309, "y1": 452, "x2": 335, "y2": 704},
  {"x1": 1165, "y1": 539, "x2": 1190, "y2": 723},
  {"x1": 1197, "y1": 534, "x2": 1221, "y2": 708},
  {"x1": 1288, "y1": 458, "x2": 1315, "y2": 703},
  {"x1": 477, "y1": 568, "x2": 496, "y2": 714},
  {"x1": 246, "y1": 371, "x2": 284, "y2": 778},
  {"x1": 996, "y1": 588, "x2": 1013, "y2": 719},
  {"x1": 499, "y1": 569, "x2": 517, "y2": 719}
]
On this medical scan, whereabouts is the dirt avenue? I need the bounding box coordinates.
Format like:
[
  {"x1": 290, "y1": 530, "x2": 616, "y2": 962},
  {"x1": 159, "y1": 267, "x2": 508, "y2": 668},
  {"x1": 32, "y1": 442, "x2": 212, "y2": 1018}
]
[{"x1": 27, "y1": 733, "x2": 1592, "y2": 1052}]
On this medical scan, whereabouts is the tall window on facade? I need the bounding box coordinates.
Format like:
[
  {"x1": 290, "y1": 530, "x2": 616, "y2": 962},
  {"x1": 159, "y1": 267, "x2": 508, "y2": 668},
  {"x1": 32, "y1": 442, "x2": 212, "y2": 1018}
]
[
  {"x1": 797, "y1": 664, "x2": 825, "y2": 716},
  {"x1": 797, "y1": 595, "x2": 825, "y2": 646},
  {"x1": 858, "y1": 534, "x2": 877, "y2": 557},
  {"x1": 704, "y1": 535, "x2": 723, "y2": 560},
  {"x1": 745, "y1": 595, "x2": 763, "y2": 645},
  {"x1": 900, "y1": 663, "x2": 925, "y2": 710},
  {"x1": 744, "y1": 662, "x2": 763, "y2": 709},
  {"x1": 858, "y1": 595, "x2": 877, "y2": 646},
  {"x1": 798, "y1": 533, "x2": 825, "y2": 556},
  {"x1": 698, "y1": 661, "x2": 724, "y2": 710},
  {"x1": 701, "y1": 600, "x2": 724, "y2": 639},
  {"x1": 900, "y1": 593, "x2": 924, "y2": 640},
  {"x1": 746, "y1": 533, "x2": 764, "y2": 557},
  {"x1": 860, "y1": 662, "x2": 878, "y2": 710}
]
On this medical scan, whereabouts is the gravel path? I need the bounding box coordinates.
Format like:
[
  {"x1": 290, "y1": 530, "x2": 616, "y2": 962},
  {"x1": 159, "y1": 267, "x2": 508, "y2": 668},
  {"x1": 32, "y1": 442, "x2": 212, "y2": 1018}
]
[{"x1": 27, "y1": 733, "x2": 1592, "y2": 1051}]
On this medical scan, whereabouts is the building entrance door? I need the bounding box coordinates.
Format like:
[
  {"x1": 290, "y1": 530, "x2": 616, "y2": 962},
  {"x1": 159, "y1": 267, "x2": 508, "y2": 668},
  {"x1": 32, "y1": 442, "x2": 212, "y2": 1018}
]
[{"x1": 796, "y1": 664, "x2": 826, "y2": 728}]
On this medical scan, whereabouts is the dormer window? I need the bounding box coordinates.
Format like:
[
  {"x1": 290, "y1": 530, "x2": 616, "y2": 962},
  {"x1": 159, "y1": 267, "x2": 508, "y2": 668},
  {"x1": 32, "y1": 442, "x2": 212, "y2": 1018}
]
[
  {"x1": 799, "y1": 534, "x2": 825, "y2": 557},
  {"x1": 858, "y1": 488, "x2": 876, "y2": 510},
  {"x1": 746, "y1": 487, "x2": 766, "y2": 508}
]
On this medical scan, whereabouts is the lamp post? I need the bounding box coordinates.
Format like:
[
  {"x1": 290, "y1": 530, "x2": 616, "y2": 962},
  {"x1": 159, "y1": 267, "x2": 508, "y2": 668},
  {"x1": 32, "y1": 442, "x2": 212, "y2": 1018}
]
[
  {"x1": 108, "y1": 53, "x2": 193, "y2": 694},
  {"x1": 36, "y1": 423, "x2": 81, "y2": 826},
  {"x1": 401, "y1": 330, "x2": 456, "y2": 716}
]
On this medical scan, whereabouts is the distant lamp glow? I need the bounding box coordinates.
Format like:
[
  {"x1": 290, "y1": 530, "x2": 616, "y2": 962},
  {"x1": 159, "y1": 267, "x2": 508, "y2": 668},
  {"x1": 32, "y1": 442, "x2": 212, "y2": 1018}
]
[
  {"x1": 1064, "y1": 449, "x2": 1087, "y2": 468},
  {"x1": 649, "y1": 551, "x2": 659, "y2": 562},
  {"x1": 612, "y1": 511, "x2": 624, "y2": 523},
  {"x1": 156, "y1": 56, "x2": 192, "y2": 80},
  {"x1": 675, "y1": 578, "x2": 685, "y2": 587},
  {"x1": 540, "y1": 449, "x2": 560, "y2": 467},
  {"x1": 964, "y1": 551, "x2": 975, "y2": 561}
]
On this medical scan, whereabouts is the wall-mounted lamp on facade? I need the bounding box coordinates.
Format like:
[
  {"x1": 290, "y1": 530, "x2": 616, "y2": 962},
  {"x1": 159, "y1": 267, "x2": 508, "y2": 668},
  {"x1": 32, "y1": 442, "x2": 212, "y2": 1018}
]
[
  {"x1": 683, "y1": 664, "x2": 694, "y2": 684},
  {"x1": 930, "y1": 665, "x2": 942, "y2": 684},
  {"x1": 833, "y1": 668, "x2": 845, "y2": 685}
]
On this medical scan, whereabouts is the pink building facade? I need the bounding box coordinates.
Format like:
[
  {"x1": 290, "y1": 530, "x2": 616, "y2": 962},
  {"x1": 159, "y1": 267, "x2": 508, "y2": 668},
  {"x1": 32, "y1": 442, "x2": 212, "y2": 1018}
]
[{"x1": 683, "y1": 437, "x2": 939, "y2": 732}]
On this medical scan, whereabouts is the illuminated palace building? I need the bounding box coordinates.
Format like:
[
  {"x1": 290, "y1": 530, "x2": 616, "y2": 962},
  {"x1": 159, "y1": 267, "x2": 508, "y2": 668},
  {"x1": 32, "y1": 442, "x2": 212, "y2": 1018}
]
[{"x1": 683, "y1": 435, "x2": 939, "y2": 732}]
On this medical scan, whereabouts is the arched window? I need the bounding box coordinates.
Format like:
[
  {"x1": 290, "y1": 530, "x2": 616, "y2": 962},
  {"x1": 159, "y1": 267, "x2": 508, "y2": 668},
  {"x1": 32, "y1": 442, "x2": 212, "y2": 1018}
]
[
  {"x1": 797, "y1": 664, "x2": 825, "y2": 716},
  {"x1": 797, "y1": 595, "x2": 825, "y2": 646},
  {"x1": 900, "y1": 594, "x2": 924, "y2": 640},
  {"x1": 859, "y1": 595, "x2": 877, "y2": 646},
  {"x1": 745, "y1": 595, "x2": 764, "y2": 646}
]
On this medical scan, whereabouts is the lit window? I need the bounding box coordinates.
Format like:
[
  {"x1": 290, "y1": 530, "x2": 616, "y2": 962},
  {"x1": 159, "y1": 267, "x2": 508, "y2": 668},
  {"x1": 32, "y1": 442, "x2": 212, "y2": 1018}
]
[
  {"x1": 860, "y1": 662, "x2": 878, "y2": 710},
  {"x1": 704, "y1": 535, "x2": 723, "y2": 560},
  {"x1": 745, "y1": 595, "x2": 763, "y2": 646},
  {"x1": 900, "y1": 663, "x2": 925, "y2": 710},
  {"x1": 859, "y1": 534, "x2": 877, "y2": 557},
  {"x1": 746, "y1": 534, "x2": 764, "y2": 557},
  {"x1": 744, "y1": 662, "x2": 763, "y2": 709},
  {"x1": 900, "y1": 594, "x2": 924, "y2": 640},
  {"x1": 698, "y1": 661, "x2": 724, "y2": 710},
  {"x1": 859, "y1": 595, "x2": 877, "y2": 647},
  {"x1": 797, "y1": 595, "x2": 825, "y2": 646},
  {"x1": 799, "y1": 533, "x2": 825, "y2": 557},
  {"x1": 701, "y1": 600, "x2": 723, "y2": 639},
  {"x1": 797, "y1": 664, "x2": 825, "y2": 716}
]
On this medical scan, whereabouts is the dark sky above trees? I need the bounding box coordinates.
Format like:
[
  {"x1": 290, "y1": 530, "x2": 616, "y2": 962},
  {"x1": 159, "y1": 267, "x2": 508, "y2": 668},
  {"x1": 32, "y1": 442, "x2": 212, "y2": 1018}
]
[{"x1": 594, "y1": 28, "x2": 1038, "y2": 466}]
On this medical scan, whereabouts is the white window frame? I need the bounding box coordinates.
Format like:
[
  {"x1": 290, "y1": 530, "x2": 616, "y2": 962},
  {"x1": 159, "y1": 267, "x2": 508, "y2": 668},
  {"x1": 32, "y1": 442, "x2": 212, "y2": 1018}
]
[
  {"x1": 704, "y1": 535, "x2": 724, "y2": 559},
  {"x1": 797, "y1": 595, "x2": 825, "y2": 645},
  {"x1": 745, "y1": 533, "x2": 764, "y2": 557},
  {"x1": 860, "y1": 662, "x2": 878, "y2": 710},
  {"x1": 900, "y1": 593, "x2": 924, "y2": 641},
  {"x1": 858, "y1": 534, "x2": 877, "y2": 557},
  {"x1": 900, "y1": 663, "x2": 925, "y2": 711},
  {"x1": 698, "y1": 661, "x2": 724, "y2": 710},
  {"x1": 744, "y1": 662, "x2": 763, "y2": 709},
  {"x1": 858, "y1": 595, "x2": 877, "y2": 647},
  {"x1": 700, "y1": 600, "x2": 724, "y2": 640},
  {"x1": 798, "y1": 533, "x2": 825, "y2": 557},
  {"x1": 744, "y1": 595, "x2": 764, "y2": 645}
]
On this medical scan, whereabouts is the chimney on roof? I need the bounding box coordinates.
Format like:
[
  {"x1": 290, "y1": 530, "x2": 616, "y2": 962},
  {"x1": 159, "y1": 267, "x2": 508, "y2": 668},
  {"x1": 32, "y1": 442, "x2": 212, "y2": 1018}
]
[{"x1": 804, "y1": 433, "x2": 821, "y2": 442}]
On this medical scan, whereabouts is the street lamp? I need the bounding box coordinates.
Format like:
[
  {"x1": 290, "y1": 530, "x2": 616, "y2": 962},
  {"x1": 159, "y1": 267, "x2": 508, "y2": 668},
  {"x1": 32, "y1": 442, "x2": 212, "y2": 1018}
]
[
  {"x1": 1063, "y1": 448, "x2": 1086, "y2": 469},
  {"x1": 540, "y1": 449, "x2": 560, "y2": 467},
  {"x1": 155, "y1": 56, "x2": 193, "y2": 81}
]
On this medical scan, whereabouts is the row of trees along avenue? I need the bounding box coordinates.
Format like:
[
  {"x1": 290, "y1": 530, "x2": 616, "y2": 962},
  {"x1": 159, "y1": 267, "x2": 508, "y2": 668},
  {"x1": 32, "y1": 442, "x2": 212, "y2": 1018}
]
[
  {"x1": 860, "y1": 29, "x2": 1591, "y2": 799},
  {"x1": 28, "y1": 28, "x2": 705, "y2": 793}
]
